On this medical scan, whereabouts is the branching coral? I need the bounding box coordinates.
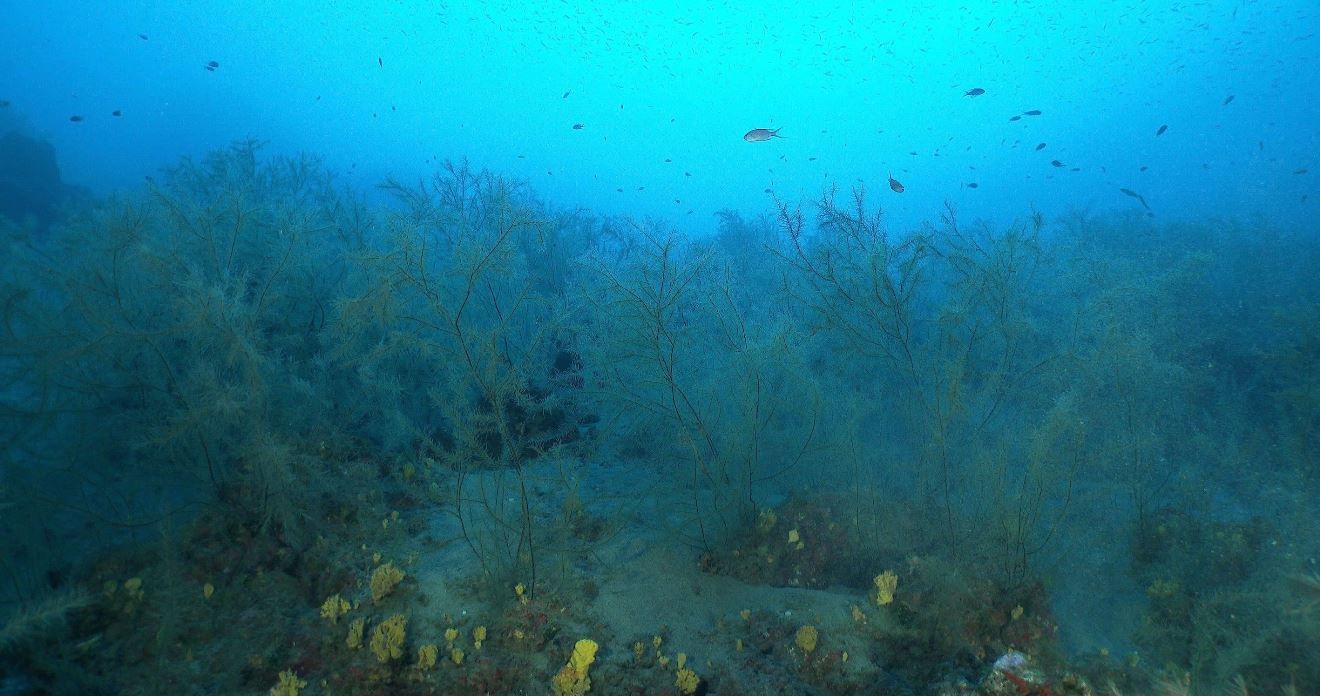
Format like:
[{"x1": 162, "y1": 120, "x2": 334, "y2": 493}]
[
  {"x1": 0, "y1": 590, "x2": 90, "y2": 654},
  {"x1": 1287, "y1": 571, "x2": 1320, "y2": 616}
]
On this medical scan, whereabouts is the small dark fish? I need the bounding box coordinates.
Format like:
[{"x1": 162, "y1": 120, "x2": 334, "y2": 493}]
[
  {"x1": 1023, "y1": 109, "x2": 1042, "y2": 116},
  {"x1": 1295, "y1": 168, "x2": 1308, "y2": 175},
  {"x1": 1156, "y1": 124, "x2": 1168, "y2": 136},
  {"x1": 1119, "y1": 187, "x2": 1152, "y2": 212},
  {"x1": 664, "y1": 158, "x2": 671, "y2": 162},
  {"x1": 69, "y1": 115, "x2": 84, "y2": 122},
  {"x1": 0, "y1": 100, "x2": 9, "y2": 108},
  {"x1": 966, "y1": 182, "x2": 979, "y2": 188},
  {"x1": 562, "y1": 90, "x2": 571, "y2": 98},
  {"x1": 1035, "y1": 142, "x2": 1046, "y2": 151},
  {"x1": 764, "y1": 188, "x2": 773, "y2": 194},
  {"x1": 965, "y1": 88, "x2": 986, "y2": 96},
  {"x1": 205, "y1": 60, "x2": 219, "y2": 71},
  {"x1": 743, "y1": 127, "x2": 784, "y2": 142},
  {"x1": 888, "y1": 172, "x2": 904, "y2": 193},
  {"x1": 112, "y1": 109, "x2": 122, "y2": 117},
  {"x1": 1070, "y1": 167, "x2": 1081, "y2": 172},
  {"x1": 1009, "y1": 115, "x2": 1022, "y2": 122},
  {"x1": 1140, "y1": 165, "x2": 1149, "y2": 172},
  {"x1": 684, "y1": 171, "x2": 691, "y2": 176},
  {"x1": 616, "y1": 188, "x2": 623, "y2": 192},
  {"x1": 378, "y1": 57, "x2": 383, "y2": 68},
  {"x1": 1051, "y1": 159, "x2": 1064, "y2": 167},
  {"x1": 137, "y1": 33, "x2": 148, "y2": 41},
  {"x1": 1222, "y1": 95, "x2": 1234, "y2": 105},
  {"x1": 572, "y1": 123, "x2": 584, "y2": 130}
]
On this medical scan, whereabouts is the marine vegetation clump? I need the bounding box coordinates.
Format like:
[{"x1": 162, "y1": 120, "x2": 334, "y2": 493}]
[
  {"x1": 0, "y1": 141, "x2": 388, "y2": 693},
  {"x1": 334, "y1": 159, "x2": 591, "y2": 594},
  {"x1": 1, "y1": 140, "x2": 1317, "y2": 694},
  {"x1": 772, "y1": 187, "x2": 1073, "y2": 581},
  {"x1": 1125, "y1": 508, "x2": 1320, "y2": 690},
  {"x1": 579, "y1": 220, "x2": 824, "y2": 553},
  {"x1": 1, "y1": 139, "x2": 371, "y2": 548}
]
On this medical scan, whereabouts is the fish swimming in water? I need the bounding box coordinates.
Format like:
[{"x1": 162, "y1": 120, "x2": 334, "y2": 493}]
[
  {"x1": 1023, "y1": 109, "x2": 1042, "y2": 116},
  {"x1": 1035, "y1": 142, "x2": 1046, "y2": 151},
  {"x1": 1119, "y1": 187, "x2": 1153, "y2": 213},
  {"x1": 572, "y1": 123, "x2": 584, "y2": 130},
  {"x1": 1223, "y1": 95, "x2": 1234, "y2": 105},
  {"x1": 888, "y1": 173, "x2": 904, "y2": 193},
  {"x1": 1156, "y1": 124, "x2": 1168, "y2": 136},
  {"x1": 965, "y1": 88, "x2": 986, "y2": 96},
  {"x1": 743, "y1": 127, "x2": 784, "y2": 142}
]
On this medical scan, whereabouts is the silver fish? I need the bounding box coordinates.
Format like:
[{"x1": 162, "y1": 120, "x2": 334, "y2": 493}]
[{"x1": 743, "y1": 127, "x2": 784, "y2": 142}]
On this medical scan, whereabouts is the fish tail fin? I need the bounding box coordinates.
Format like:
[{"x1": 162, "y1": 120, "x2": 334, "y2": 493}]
[{"x1": 772, "y1": 128, "x2": 786, "y2": 138}]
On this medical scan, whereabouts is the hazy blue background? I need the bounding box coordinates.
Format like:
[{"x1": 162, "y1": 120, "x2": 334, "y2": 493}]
[{"x1": 1, "y1": 1, "x2": 1316, "y2": 231}]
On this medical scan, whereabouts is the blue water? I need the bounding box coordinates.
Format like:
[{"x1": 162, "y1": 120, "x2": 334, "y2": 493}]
[
  {"x1": 2, "y1": 2, "x2": 1314, "y2": 230},
  {"x1": 2, "y1": 2, "x2": 1318, "y2": 694}
]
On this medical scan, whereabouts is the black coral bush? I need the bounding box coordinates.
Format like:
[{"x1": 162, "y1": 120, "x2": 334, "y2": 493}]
[{"x1": 1, "y1": 140, "x2": 365, "y2": 544}]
